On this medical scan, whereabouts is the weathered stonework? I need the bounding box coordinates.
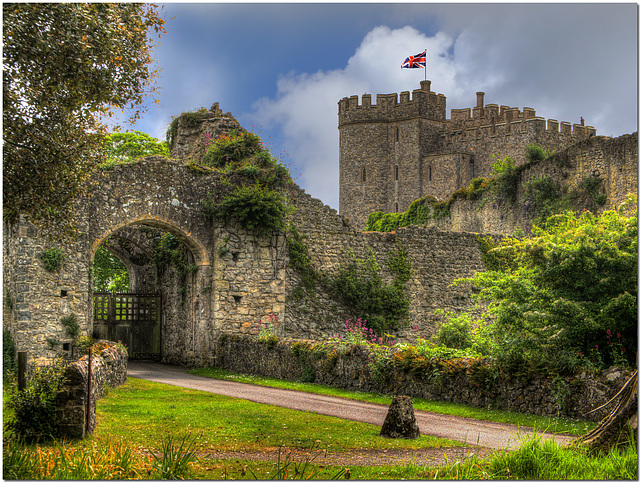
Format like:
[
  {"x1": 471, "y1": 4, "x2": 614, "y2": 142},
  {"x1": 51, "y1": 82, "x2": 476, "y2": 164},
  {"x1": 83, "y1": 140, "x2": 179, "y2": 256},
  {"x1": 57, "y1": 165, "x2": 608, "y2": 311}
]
[
  {"x1": 56, "y1": 341, "x2": 128, "y2": 439},
  {"x1": 339, "y1": 80, "x2": 606, "y2": 230},
  {"x1": 214, "y1": 336, "x2": 631, "y2": 421},
  {"x1": 3, "y1": 100, "x2": 636, "y2": 367}
]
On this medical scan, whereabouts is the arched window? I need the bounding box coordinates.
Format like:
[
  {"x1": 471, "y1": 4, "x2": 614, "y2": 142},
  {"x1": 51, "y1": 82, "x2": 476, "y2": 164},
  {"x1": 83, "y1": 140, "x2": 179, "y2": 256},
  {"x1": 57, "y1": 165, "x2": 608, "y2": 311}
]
[
  {"x1": 395, "y1": 165, "x2": 399, "y2": 181},
  {"x1": 362, "y1": 167, "x2": 366, "y2": 183}
]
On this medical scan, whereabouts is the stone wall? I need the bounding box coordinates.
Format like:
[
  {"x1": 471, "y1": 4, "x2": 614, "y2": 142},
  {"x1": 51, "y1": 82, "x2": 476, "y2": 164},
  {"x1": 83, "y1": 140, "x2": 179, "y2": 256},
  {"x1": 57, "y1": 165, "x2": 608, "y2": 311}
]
[
  {"x1": 214, "y1": 336, "x2": 631, "y2": 422},
  {"x1": 56, "y1": 341, "x2": 128, "y2": 439},
  {"x1": 285, "y1": 186, "x2": 489, "y2": 341},
  {"x1": 417, "y1": 132, "x2": 638, "y2": 236}
]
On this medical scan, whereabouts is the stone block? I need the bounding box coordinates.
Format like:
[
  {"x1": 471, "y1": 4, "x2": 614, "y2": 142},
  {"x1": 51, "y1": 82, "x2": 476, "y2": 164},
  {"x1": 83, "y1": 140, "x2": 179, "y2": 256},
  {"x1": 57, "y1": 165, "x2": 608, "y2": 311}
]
[{"x1": 380, "y1": 396, "x2": 420, "y2": 439}]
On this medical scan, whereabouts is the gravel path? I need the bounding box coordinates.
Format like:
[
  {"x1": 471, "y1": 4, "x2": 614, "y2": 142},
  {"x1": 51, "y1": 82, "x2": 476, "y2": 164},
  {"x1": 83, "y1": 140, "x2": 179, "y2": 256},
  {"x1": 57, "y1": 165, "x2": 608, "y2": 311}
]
[{"x1": 127, "y1": 360, "x2": 575, "y2": 452}]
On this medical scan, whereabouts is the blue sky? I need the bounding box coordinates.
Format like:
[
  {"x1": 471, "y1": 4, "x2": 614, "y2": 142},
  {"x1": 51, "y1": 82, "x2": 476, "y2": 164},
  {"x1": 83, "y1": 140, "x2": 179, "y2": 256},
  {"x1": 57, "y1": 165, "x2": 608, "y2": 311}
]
[{"x1": 119, "y1": 3, "x2": 638, "y2": 212}]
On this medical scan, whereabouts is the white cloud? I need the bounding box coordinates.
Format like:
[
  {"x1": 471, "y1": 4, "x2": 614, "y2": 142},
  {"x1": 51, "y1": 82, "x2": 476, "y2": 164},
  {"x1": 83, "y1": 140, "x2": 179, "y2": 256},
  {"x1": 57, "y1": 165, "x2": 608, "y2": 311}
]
[
  {"x1": 252, "y1": 26, "x2": 458, "y2": 210},
  {"x1": 251, "y1": 13, "x2": 636, "y2": 210}
]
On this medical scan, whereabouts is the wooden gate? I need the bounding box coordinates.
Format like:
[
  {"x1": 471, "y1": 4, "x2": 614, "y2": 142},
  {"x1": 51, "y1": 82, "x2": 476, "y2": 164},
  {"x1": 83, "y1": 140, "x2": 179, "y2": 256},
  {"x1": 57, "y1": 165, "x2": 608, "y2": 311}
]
[{"x1": 93, "y1": 292, "x2": 161, "y2": 360}]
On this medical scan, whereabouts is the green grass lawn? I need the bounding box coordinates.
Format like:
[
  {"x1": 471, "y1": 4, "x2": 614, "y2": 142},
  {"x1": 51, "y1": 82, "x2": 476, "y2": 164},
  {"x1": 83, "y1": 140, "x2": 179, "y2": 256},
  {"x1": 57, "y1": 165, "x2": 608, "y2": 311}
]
[
  {"x1": 91, "y1": 377, "x2": 461, "y2": 452},
  {"x1": 3, "y1": 376, "x2": 636, "y2": 480},
  {"x1": 188, "y1": 366, "x2": 596, "y2": 436}
]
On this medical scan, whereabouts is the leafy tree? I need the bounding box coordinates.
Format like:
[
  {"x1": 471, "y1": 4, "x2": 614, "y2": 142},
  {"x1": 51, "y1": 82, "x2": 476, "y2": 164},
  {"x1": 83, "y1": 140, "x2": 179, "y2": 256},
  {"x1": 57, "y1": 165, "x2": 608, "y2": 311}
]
[
  {"x1": 93, "y1": 246, "x2": 130, "y2": 293},
  {"x1": 104, "y1": 131, "x2": 169, "y2": 165},
  {"x1": 457, "y1": 199, "x2": 637, "y2": 373},
  {"x1": 3, "y1": 3, "x2": 165, "y2": 238}
]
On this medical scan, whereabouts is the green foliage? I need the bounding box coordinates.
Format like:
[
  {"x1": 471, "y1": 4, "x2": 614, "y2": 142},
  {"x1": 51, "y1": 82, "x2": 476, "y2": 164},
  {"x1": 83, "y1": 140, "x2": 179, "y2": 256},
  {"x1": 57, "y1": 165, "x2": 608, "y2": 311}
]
[
  {"x1": 524, "y1": 175, "x2": 566, "y2": 226},
  {"x1": 457, "y1": 203, "x2": 638, "y2": 373},
  {"x1": 525, "y1": 143, "x2": 554, "y2": 163},
  {"x1": 332, "y1": 248, "x2": 410, "y2": 334},
  {"x1": 3, "y1": 329, "x2": 17, "y2": 381},
  {"x1": 5, "y1": 359, "x2": 67, "y2": 441},
  {"x1": 205, "y1": 184, "x2": 287, "y2": 236},
  {"x1": 93, "y1": 245, "x2": 130, "y2": 292},
  {"x1": 39, "y1": 247, "x2": 65, "y2": 272},
  {"x1": 199, "y1": 131, "x2": 291, "y2": 236},
  {"x1": 436, "y1": 315, "x2": 473, "y2": 349},
  {"x1": 3, "y1": 3, "x2": 165, "y2": 238},
  {"x1": 154, "y1": 234, "x2": 198, "y2": 291},
  {"x1": 580, "y1": 175, "x2": 607, "y2": 206},
  {"x1": 201, "y1": 130, "x2": 262, "y2": 168},
  {"x1": 151, "y1": 434, "x2": 200, "y2": 479},
  {"x1": 101, "y1": 131, "x2": 169, "y2": 169},
  {"x1": 60, "y1": 313, "x2": 80, "y2": 339},
  {"x1": 490, "y1": 155, "x2": 520, "y2": 203},
  {"x1": 365, "y1": 197, "x2": 438, "y2": 232}
]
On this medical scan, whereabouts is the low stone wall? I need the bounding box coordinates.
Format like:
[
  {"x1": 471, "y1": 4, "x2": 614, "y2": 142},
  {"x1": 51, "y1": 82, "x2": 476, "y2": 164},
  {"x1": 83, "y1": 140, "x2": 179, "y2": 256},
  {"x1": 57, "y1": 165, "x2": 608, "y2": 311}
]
[
  {"x1": 215, "y1": 336, "x2": 630, "y2": 422},
  {"x1": 56, "y1": 341, "x2": 128, "y2": 438}
]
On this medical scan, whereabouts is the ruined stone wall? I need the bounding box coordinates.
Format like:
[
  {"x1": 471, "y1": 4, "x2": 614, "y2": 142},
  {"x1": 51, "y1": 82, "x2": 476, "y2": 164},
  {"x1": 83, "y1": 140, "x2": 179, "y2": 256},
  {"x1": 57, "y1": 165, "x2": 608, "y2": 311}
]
[
  {"x1": 285, "y1": 186, "x2": 486, "y2": 341},
  {"x1": 2, "y1": 216, "x2": 92, "y2": 360},
  {"x1": 57, "y1": 341, "x2": 128, "y2": 439},
  {"x1": 422, "y1": 133, "x2": 638, "y2": 236},
  {"x1": 214, "y1": 336, "x2": 630, "y2": 421}
]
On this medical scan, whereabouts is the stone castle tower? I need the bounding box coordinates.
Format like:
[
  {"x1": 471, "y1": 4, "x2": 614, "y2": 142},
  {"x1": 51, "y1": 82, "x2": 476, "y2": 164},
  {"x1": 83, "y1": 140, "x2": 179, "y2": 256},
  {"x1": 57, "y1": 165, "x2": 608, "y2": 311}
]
[{"x1": 338, "y1": 80, "x2": 597, "y2": 229}]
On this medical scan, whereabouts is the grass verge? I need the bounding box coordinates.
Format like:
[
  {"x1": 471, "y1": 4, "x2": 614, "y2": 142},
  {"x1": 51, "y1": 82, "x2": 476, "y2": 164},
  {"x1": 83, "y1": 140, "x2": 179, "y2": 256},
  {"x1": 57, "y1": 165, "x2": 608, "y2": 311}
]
[{"x1": 188, "y1": 366, "x2": 595, "y2": 436}]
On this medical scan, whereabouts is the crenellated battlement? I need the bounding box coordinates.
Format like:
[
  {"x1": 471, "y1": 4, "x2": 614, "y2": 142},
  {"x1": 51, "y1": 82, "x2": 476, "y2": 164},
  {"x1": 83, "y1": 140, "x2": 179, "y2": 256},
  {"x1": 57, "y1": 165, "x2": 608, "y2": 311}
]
[
  {"x1": 446, "y1": 92, "x2": 595, "y2": 142},
  {"x1": 338, "y1": 80, "x2": 447, "y2": 126},
  {"x1": 338, "y1": 80, "x2": 607, "y2": 229}
]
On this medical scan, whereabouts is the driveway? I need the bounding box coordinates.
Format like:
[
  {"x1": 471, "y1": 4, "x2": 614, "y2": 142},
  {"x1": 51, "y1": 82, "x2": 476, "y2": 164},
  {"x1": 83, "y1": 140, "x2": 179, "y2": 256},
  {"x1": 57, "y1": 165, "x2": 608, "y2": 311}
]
[{"x1": 127, "y1": 360, "x2": 575, "y2": 451}]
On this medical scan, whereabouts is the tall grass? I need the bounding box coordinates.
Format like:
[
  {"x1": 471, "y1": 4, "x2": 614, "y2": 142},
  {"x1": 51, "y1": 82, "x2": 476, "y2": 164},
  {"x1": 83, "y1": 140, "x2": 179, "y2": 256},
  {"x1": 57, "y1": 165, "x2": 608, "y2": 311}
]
[{"x1": 2, "y1": 434, "x2": 201, "y2": 480}]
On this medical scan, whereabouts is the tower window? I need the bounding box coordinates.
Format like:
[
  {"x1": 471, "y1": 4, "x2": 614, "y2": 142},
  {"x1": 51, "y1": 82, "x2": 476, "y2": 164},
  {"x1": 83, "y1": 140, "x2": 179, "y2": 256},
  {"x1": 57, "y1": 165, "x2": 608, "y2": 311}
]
[
  {"x1": 395, "y1": 165, "x2": 399, "y2": 181},
  {"x1": 395, "y1": 127, "x2": 399, "y2": 143},
  {"x1": 362, "y1": 168, "x2": 366, "y2": 183},
  {"x1": 429, "y1": 165, "x2": 432, "y2": 181},
  {"x1": 470, "y1": 159, "x2": 474, "y2": 179},
  {"x1": 395, "y1": 202, "x2": 399, "y2": 213}
]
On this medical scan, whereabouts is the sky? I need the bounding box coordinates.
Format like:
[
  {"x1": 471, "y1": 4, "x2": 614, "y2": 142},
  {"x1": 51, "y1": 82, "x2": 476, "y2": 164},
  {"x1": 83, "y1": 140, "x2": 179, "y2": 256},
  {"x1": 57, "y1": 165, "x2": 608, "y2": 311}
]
[{"x1": 119, "y1": 3, "x2": 638, "y2": 212}]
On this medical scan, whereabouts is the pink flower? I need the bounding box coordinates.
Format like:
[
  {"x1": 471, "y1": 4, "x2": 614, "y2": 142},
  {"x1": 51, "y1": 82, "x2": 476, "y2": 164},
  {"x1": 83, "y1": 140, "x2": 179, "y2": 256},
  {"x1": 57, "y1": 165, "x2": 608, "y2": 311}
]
[
  {"x1": 617, "y1": 333, "x2": 621, "y2": 338},
  {"x1": 595, "y1": 345, "x2": 599, "y2": 349}
]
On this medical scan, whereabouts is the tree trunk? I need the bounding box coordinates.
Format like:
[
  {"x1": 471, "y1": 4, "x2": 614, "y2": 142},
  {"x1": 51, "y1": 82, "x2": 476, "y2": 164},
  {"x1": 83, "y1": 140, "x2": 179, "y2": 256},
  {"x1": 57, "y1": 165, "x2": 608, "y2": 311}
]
[{"x1": 575, "y1": 369, "x2": 637, "y2": 453}]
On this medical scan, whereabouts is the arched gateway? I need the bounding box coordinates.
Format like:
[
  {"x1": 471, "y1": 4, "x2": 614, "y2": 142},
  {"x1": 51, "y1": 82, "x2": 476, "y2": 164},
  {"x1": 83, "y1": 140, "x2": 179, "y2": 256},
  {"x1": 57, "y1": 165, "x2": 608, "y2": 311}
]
[{"x1": 3, "y1": 156, "x2": 288, "y2": 365}]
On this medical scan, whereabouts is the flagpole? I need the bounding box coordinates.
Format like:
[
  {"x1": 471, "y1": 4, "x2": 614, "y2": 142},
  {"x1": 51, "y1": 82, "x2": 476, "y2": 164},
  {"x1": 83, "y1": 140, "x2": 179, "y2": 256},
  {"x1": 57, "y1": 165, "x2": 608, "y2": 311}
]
[{"x1": 424, "y1": 49, "x2": 427, "y2": 81}]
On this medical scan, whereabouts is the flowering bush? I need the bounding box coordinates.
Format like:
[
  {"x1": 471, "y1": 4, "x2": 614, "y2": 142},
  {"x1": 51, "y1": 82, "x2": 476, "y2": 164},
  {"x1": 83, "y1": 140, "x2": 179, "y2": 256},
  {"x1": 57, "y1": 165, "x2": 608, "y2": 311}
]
[
  {"x1": 258, "y1": 314, "x2": 279, "y2": 348},
  {"x1": 329, "y1": 318, "x2": 396, "y2": 346}
]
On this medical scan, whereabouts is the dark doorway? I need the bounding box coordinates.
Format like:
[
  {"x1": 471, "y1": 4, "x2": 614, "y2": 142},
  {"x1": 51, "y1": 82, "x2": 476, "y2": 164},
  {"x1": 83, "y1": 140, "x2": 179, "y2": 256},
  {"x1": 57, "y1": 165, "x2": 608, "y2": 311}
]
[{"x1": 93, "y1": 292, "x2": 161, "y2": 360}]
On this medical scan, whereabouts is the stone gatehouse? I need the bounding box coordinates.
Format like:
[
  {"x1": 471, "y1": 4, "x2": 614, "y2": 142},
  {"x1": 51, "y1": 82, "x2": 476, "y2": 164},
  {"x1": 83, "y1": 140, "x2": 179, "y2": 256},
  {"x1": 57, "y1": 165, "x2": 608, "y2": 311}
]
[{"x1": 3, "y1": 101, "x2": 637, "y2": 366}]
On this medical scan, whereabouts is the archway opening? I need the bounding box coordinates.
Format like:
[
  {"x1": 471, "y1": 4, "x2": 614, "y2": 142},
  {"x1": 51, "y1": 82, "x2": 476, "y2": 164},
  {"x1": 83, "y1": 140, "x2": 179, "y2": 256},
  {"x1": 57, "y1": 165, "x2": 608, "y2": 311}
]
[{"x1": 91, "y1": 222, "x2": 202, "y2": 362}]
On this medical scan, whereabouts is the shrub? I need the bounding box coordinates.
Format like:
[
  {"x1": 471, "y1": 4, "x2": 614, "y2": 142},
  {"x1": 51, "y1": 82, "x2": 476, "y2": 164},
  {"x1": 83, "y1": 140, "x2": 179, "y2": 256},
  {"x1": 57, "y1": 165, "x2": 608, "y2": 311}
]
[
  {"x1": 436, "y1": 315, "x2": 473, "y2": 349},
  {"x1": 60, "y1": 313, "x2": 80, "y2": 339},
  {"x1": 40, "y1": 247, "x2": 65, "y2": 272},
  {"x1": 5, "y1": 359, "x2": 67, "y2": 441},
  {"x1": 205, "y1": 183, "x2": 287, "y2": 236}
]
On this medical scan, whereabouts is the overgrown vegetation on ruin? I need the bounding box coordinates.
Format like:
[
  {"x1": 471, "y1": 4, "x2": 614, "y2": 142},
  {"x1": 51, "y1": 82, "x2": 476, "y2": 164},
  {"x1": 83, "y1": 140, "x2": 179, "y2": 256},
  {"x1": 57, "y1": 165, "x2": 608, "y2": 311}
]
[
  {"x1": 199, "y1": 129, "x2": 292, "y2": 236},
  {"x1": 365, "y1": 143, "x2": 611, "y2": 233}
]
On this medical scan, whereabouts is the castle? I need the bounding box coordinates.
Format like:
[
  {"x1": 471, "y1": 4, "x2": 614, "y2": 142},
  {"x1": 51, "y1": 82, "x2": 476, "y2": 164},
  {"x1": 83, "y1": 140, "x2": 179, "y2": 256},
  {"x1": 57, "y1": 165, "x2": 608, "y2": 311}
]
[{"x1": 338, "y1": 80, "x2": 597, "y2": 229}]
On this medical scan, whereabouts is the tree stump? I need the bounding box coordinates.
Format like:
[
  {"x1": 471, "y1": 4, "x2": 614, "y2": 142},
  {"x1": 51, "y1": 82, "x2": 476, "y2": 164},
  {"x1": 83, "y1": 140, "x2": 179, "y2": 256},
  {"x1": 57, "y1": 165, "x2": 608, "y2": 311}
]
[{"x1": 380, "y1": 396, "x2": 420, "y2": 439}]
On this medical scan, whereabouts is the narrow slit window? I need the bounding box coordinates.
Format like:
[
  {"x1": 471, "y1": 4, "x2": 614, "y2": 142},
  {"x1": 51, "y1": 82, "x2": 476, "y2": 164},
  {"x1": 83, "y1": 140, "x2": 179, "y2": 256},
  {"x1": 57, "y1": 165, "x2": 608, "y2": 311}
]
[
  {"x1": 395, "y1": 165, "x2": 399, "y2": 181},
  {"x1": 395, "y1": 203, "x2": 399, "y2": 213},
  {"x1": 429, "y1": 165, "x2": 432, "y2": 181},
  {"x1": 395, "y1": 127, "x2": 399, "y2": 143},
  {"x1": 362, "y1": 168, "x2": 366, "y2": 183}
]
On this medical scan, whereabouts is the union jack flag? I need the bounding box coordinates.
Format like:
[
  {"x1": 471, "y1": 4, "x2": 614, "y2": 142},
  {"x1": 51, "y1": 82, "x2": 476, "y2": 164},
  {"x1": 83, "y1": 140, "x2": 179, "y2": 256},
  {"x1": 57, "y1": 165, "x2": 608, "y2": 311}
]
[{"x1": 401, "y1": 50, "x2": 426, "y2": 69}]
